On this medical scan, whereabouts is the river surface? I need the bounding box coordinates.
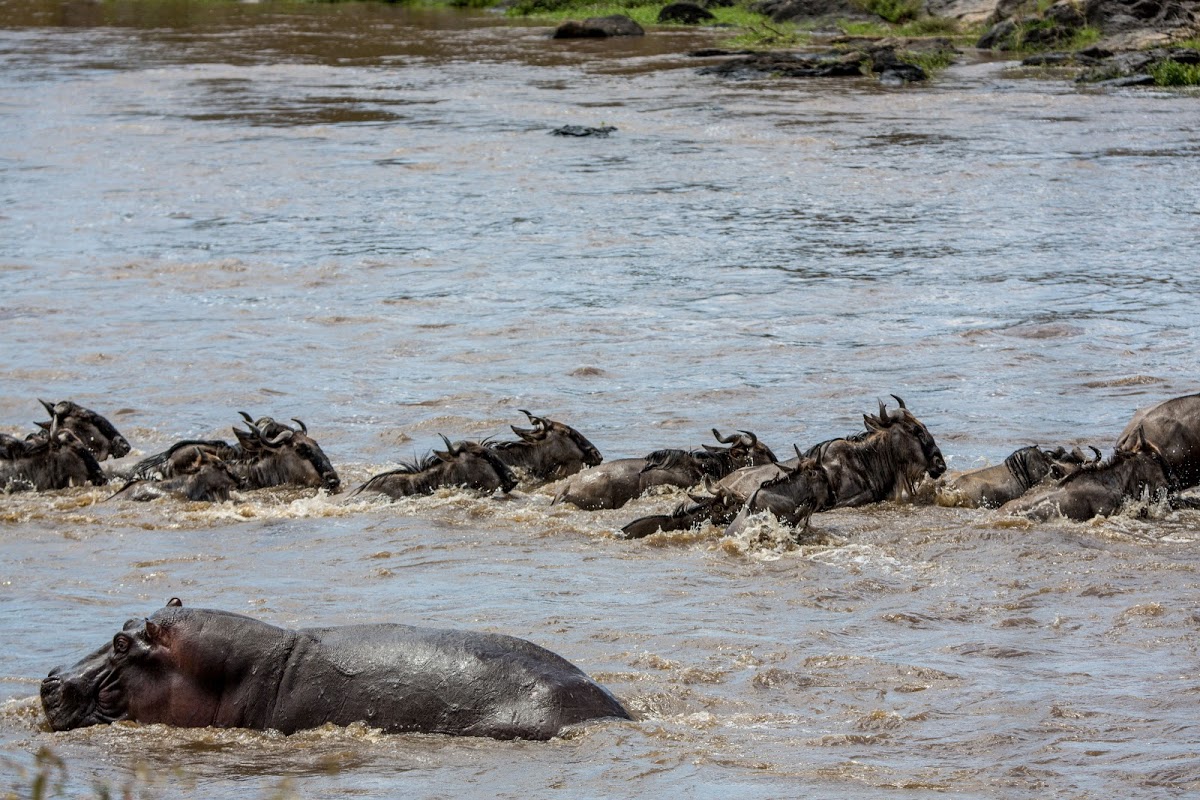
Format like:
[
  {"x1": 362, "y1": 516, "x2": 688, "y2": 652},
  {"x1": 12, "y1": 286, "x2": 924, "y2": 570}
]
[{"x1": 2, "y1": 1, "x2": 1200, "y2": 797}]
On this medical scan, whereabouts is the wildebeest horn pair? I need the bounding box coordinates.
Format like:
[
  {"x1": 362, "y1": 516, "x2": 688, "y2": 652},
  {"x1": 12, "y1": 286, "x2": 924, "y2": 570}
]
[{"x1": 712, "y1": 429, "x2": 757, "y2": 447}]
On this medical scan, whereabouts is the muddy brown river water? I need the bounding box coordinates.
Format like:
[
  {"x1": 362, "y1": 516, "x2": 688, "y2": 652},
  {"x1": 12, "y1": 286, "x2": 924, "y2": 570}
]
[{"x1": 2, "y1": 1, "x2": 1200, "y2": 797}]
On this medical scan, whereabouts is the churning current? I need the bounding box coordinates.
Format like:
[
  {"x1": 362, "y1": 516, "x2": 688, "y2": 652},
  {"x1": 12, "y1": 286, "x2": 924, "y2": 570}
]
[{"x1": 2, "y1": 1, "x2": 1199, "y2": 798}]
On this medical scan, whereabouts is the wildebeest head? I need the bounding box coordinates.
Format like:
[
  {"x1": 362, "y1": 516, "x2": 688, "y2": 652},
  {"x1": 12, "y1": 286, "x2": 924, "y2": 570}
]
[
  {"x1": 705, "y1": 429, "x2": 778, "y2": 467},
  {"x1": 863, "y1": 395, "x2": 946, "y2": 481},
  {"x1": 502, "y1": 410, "x2": 603, "y2": 477},
  {"x1": 3, "y1": 421, "x2": 108, "y2": 491},
  {"x1": 232, "y1": 421, "x2": 341, "y2": 493},
  {"x1": 435, "y1": 435, "x2": 520, "y2": 494},
  {"x1": 36, "y1": 400, "x2": 131, "y2": 461}
]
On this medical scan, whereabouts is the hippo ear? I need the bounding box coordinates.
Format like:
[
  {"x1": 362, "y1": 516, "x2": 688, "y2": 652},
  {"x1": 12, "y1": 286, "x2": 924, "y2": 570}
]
[
  {"x1": 144, "y1": 619, "x2": 163, "y2": 645},
  {"x1": 166, "y1": 597, "x2": 183, "y2": 607}
]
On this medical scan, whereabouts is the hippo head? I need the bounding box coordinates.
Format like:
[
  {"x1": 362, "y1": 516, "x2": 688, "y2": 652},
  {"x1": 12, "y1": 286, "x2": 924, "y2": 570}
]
[{"x1": 41, "y1": 599, "x2": 190, "y2": 731}]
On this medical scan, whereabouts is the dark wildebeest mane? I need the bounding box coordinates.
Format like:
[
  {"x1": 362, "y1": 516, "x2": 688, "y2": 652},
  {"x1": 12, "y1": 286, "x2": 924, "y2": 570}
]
[{"x1": 1003, "y1": 446, "x2": 1048, "y2": 492}]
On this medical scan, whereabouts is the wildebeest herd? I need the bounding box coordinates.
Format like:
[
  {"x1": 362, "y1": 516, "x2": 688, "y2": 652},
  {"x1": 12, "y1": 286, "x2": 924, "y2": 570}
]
[
  {"x1": 18, "y1": 391, "x2": 1200, "y2": 744},
  {"x1": 5, "y1": 393, "x2": 1200, "y2": 533}
]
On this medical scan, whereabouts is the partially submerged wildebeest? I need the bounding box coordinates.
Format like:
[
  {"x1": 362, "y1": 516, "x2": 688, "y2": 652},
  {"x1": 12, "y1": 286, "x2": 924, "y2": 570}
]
[
  {"x1": 810, "y1": 396, "x2": 945, "y2": 507},
  {"x1": 30, "y1": 400, "x2": 131, "y2": 461},
  {"x1": 110, "y1": 446, "x2": 244, "y2": 502},
  {"x1": 1001, "y1": 427, "x2": 1173, "y2": 521},
  {"x1": 353, "y1": 436, "x2": 519, "y2": 499},
  {"x1": 130, "y1": 414, "x2": 340, "y2": 493},
  {"x1": 1114, "y1": 391, "x2": 1200, "y2": 491},
  {"x1": 552, "y1": 429, "x2": 777, "y2": 510},
  {"x1": 936, "y1": 445, "x2": 1100, "y2": 509},
  {"x1": 621, "y1": 396, "x2": 944, "y2": 539},
  {"x1": 1, "y1": 424, "x2": 107, "y2": 492},
  {"x1": 486, "y1": 410, "x2": 603, "y2": 484},
  {"x1": 622, "y1": 445, "x2": 835, "y2": 540}
]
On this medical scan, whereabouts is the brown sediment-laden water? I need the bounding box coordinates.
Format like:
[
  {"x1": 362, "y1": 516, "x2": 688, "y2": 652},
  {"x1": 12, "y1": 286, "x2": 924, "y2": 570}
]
[{"x1": 2, "y1": 1, "x2": 1200, "y2": 796}]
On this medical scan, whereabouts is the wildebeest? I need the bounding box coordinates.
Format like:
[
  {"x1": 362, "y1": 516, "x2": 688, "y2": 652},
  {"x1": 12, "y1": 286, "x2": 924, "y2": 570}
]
[
  {"x1": 1, "y1": 424, "x2": 107, "y2": 492},
  {"x1": 486, "y1": 410, "x2": 603, "y2": 483},
  {"x1": 622, "y1": 446, "x2": 835, "y2": 540},
  {"x1": 936, "y1": 445, "x2": 1100, "y2": 509},
  {"x1": 353, "y1": 436, "x2": 519, "y2": 499},
  {"x1": 1001, "y1": 427, "x2": 1173, "y2": 521},
  {"x1": 1115, "y1": 392, "x2": 1200, "y2": 491},
  {"x1": 31, "y1": 400, "x2": 131, "y2": 461},
  {"x1": 552, "y1": 429, "x2": 777, "y2": 510},
  {"x1": 807, "y1": 395, "x2": 945, "y2": 507},
  {"x1": 110, "y1": 447, "x2": 244, "y2": 502},
  {"x1": 620, "y1": 396, "x2": 943, "y2": 539},
  {"x1": 130, "y1": 415, "x2": 340, "y2": 493}
]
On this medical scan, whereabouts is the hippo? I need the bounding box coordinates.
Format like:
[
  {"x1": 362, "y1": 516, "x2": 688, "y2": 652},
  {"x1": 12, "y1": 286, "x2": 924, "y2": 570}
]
[{"x1": 41, "y1": 599, "x2": 631, "y2": 741}]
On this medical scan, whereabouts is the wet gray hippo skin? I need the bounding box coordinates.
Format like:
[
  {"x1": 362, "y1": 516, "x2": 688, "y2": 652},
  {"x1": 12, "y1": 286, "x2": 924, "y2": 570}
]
[{"x1": 41, "y1": 600, "x2": 631, "y2": 740}]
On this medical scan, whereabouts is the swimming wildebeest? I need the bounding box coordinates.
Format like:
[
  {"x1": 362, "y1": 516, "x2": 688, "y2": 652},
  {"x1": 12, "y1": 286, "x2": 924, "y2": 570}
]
[
  {"x1": 936, "y1": 445, "x2": 1100, "y2": 509},
  {"x1": 622, "y1": 446, "x2": 835, "y2": 540},
  {"x1": 353, "y1": 435, "x2": 519, "y2": 499},
  {"x1": 1, "y1": 424, "x2": 107, "y2": 492},
  {"x1": 1114, "y1": 391, "x2": 1200, "y2": 491},
  {"x1": 810, "y1": 395, "x2": 945, "y2": 507},
  {"x1": 621, "y1": 396, "x2": 944, "y2": 538},
  {"x1": 41, "y1": 598, "x2": 630, "y2": 740},
  {"x1": 1001, "y1": 427, "x2": 1173, "y2": 521},
  {"x1": 110, "y1": 447, "x2": 245, "y2": 502},
  {"x1": 30, "y1": 400, "x2": 131, "y2": 461},
  {"x1": 486, "y1": 410, "x2": 603, "y2": 484},
  {"x1": 131, "y1": 415, "x2": 340, "y2": 493},
  {"x1": 552, "y1": 429, "x2": 777, "y2": 510}
]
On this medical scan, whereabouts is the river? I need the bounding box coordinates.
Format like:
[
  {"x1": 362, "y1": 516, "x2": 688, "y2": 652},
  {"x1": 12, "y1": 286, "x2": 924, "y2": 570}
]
[{"x1": 2, "y1": 1, "x2": 1199, "y2": 797}]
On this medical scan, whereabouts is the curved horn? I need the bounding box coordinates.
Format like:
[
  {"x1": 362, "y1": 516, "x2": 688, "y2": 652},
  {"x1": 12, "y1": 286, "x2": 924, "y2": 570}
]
[
  {"x1": 890, "y1": 394, "x2": 907, "y2": 409},
  {"x1": 519, "y1": 409, "x2": 545, "y2": 429},
  {"x1": 238, "y1": 411, "x2": 255, "y2": 425},
  {"x1": 712, "y1": 428, "x2": 738, "y2": 445},
  {"x1": 738, "y1": 430, "x2": 758, "y2": 447},
  {"x1": 877, "y1": 399, "x2": 892, "y2": 425},
  {"x1": 439, "y1": 434, "x2": 459, "y2": 456},
  {"x1": 1089, "y1": 445, "x2": 1102, "y2": 462},
  {"x1": 38, "y1": 399, "x2": 56, "y2": 418},
  {"x1": 291, "y1": 418, "x2": 308, "y2": 434}
]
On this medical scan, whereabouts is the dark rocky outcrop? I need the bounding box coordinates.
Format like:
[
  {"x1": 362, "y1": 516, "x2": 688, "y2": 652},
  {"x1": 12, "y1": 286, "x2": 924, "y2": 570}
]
[
  {"x1": 553, "y1": 15, "x2": 645, "y2": 38},
  {"x1": 1072, "y1": 45, "x2": 1200, "y2": 80},
  {"x1": 978, "y1": 0, "x2": 1198, "y2": 52},
  {"x1": 697, "y1": 40, "x2": 952, "y2": 81},
  {"x1": 658, "y1": 2, "x2": 716, "y2": 23}
]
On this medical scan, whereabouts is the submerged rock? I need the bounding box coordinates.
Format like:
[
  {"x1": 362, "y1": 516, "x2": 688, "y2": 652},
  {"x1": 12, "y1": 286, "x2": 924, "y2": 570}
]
[
  {"x1": 553, "y1": 15, "x2": 645, "y2": 38},
  {"x1": 550, "y1": 125, "x2": 618, "y2": 137}
]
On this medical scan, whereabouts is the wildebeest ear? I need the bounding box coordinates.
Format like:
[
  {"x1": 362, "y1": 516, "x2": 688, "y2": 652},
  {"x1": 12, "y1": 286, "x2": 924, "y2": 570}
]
[
  {"x1": 701, "y1": 444, "x2": 723, "y2": 454},
  {"x1": 863, "y1": 414, "x2": 883, "y2": 432},
  {"x1": 433, "y1": 448, "x2": 454, "y2": 462},
  {"x1": 34, "y1": 420, "x2": 50, "y2": 431},
  {"x1": 166, "y1": 597, "x2": 183, "y2": 607}
]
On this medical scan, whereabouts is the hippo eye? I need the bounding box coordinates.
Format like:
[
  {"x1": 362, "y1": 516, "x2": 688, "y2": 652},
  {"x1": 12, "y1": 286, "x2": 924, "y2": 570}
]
[{"x1": 113, "y1": 633, "x2": 132, "y2": 655}]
